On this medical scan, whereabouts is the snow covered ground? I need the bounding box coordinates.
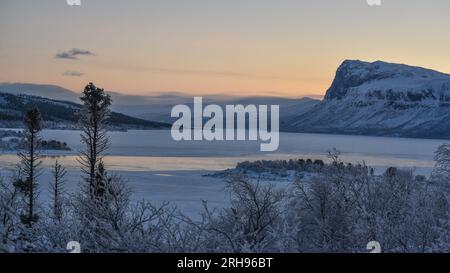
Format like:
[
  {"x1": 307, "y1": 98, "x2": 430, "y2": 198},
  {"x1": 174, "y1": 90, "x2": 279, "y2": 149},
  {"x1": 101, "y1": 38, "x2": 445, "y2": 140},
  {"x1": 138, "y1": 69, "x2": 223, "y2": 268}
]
[{"x1": 0, "y1": 129, "x2": 446, "y2": 218}]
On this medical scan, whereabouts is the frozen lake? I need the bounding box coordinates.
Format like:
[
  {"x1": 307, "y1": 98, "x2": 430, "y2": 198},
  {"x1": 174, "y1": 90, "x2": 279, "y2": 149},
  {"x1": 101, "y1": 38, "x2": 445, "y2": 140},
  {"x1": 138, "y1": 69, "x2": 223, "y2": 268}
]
[
  {"x1": 0, "y1": 129, "x2": 444, "y2": 171},
  {"x1": 0, "y1": 129, "x2": 447, "y2": 217}
]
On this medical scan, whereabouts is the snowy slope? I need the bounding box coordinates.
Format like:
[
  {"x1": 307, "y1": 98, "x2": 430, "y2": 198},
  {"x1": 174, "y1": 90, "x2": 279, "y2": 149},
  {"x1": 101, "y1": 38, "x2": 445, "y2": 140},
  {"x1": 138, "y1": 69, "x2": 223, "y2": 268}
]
[
  {"x1": 0, "y1": 83, "x2": 320, "y2": 123},
  {"x1": 0, "y1": 92, "x2": 170, "y2": 130},
  {"x1": 284, "y1": 60, "x2": 450, "y2": 138},
  {"x1": 0, "y1": 83, "x2": 80, "y2": 102}
]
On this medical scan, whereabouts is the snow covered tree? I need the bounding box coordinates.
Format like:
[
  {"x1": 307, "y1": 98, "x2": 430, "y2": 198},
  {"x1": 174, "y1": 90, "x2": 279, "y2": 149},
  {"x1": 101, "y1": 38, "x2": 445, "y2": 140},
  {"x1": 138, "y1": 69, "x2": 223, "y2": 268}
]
[
  {"x1": 50, "y1": 160, "x2": 67, "y2": 222},
  {"x1": 202, "y1": 175, "x2": 284, "y2": 252},
  {"x1": 0, "y1": 174, "x2": 23, "y2": 252},
  {"x1": 73, "y1": 165, "x2": 147, "y2": 252},
  {"x1": 14, "y1": 107, "x2": 43, "y2": 228},
  {"x1": 431, "y1": 144, "x2": 450, "y2": 182},
  {"x1": 78, "y1": 82, "x2": 112, "y2": 200},
  {"x1": 327, "y1": 147, "x2": 341, "y2": 164},
  {"x1": 288, "y1": 161, "x2": 369, "y2": 252},
  {"x1": 373, "y1": 167, "x2": 449, "y2": 252}
]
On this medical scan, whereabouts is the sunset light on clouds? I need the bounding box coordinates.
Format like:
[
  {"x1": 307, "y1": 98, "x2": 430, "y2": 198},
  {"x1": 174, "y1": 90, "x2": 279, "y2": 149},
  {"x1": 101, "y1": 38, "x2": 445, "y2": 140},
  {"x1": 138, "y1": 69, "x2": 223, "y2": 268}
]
[{"x1": 1, "y1": 0, "x2": 449, "y2": 97}]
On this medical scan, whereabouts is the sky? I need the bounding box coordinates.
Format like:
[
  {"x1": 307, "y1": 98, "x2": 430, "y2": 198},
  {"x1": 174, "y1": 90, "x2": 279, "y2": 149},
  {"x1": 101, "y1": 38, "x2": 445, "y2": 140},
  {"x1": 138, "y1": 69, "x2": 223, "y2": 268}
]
[{"x1": 0, "y1": 0, "x2": 449, "y2": 98}]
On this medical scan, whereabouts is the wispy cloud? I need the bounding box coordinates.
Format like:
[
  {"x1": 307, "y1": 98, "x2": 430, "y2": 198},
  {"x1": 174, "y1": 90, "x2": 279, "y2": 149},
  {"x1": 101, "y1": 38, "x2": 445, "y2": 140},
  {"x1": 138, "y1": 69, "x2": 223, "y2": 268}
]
[
  {"x1": 56, "y1": 48, "x2": 95, "y2": 60},
  {"x1": 62, "y1": 70, "x2": 84, "y2": 77}
]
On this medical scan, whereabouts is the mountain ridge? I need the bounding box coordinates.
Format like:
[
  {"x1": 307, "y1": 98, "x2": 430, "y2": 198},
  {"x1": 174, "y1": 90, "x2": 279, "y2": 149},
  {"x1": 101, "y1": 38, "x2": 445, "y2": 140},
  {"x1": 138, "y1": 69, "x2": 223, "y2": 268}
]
[
  {"x1": 0, "y1": 82, "x2": 320, "y2": 123},
  {"x1": 3, "y1": 60, "x2": 450, "y2": 139},
  {"x1": 0, "y1": 92, "x2": 170, "y2": 130},
  {"x1": 284, "y1": 60, "x2": 450, "y2": 139}
]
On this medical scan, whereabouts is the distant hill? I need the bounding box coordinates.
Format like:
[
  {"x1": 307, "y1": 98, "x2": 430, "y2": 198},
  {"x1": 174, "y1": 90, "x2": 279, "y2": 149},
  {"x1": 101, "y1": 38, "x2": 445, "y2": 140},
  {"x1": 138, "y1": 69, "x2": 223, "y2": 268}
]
[
  {"x1": 0, "y1": 82, "x2": 320, "y2": 123},
  {"x1": 0, "y1": 83, "x2": 80, "y2": 102},
  {"x1": 0, "y1": 92, "x2": 170, "y2": 130}
]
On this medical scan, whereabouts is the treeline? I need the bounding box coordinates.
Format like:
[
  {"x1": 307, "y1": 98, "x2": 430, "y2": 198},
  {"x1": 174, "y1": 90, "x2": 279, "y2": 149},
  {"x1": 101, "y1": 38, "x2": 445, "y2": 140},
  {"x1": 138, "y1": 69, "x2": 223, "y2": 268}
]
[
  {"x1": 3, "y1": 139, "x2": 70, "y2": 151},
  {"x1": 236, "y1": 158, "x2": 326, "y2": 173},
  {"x1": 233, "y1": 149, "x2": 377, "y2": 177}
]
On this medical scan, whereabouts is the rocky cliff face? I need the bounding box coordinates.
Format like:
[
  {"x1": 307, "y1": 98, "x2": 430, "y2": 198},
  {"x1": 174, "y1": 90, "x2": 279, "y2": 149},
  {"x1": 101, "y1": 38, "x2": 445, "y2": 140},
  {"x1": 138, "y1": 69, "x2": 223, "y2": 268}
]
[
  {"x1": 283, "y1": 60, "x2": 450, "y2": 138},
  {"x1": 325, "y1": 60, "x2": 450, "y2": 102}
]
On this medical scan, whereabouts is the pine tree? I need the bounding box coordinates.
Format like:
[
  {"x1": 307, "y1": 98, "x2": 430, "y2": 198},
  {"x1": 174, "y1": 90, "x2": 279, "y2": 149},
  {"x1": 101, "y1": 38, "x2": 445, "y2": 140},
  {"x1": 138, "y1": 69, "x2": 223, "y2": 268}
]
[
  {"x1": 431, "y1": 144, "x2": 450, "y2": 182},
  {"x1": 50, "y1": 160, "x2": 67, "y2": 222},
  {"x1": 14, "y1": 107, "x2": 43, "y2": 227},
  {"x1": 77, "y1": 82, "x2": 112, "y2": 200}
]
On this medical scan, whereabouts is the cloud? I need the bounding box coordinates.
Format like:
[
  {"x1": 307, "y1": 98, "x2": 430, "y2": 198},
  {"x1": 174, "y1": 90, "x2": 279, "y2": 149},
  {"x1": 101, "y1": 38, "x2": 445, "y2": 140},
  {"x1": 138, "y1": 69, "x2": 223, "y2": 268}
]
[
  {"x1": 56, "y1": 48, "x2": 95, "y2": 60},
  {"x1": 62, "y1": 70, "x2": 84, "y2": 77}
]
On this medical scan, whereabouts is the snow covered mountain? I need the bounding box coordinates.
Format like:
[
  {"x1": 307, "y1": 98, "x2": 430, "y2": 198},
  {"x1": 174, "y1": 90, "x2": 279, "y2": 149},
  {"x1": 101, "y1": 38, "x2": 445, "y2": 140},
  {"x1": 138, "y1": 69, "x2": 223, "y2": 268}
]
[
  {"x1": 135, "y1": 96, "x2": 319, "y2": 124},
  {"x1": 0, "y1": 82, "x2": 319, "y2": 123},
  {"x1": 283, "y1": 60, "x2": 450, "y2": 139}
]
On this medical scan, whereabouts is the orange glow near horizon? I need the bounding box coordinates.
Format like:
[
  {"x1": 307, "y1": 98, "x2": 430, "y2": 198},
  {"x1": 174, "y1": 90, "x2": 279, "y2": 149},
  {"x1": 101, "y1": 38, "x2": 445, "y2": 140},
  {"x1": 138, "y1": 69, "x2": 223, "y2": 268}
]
[{"x1": 1, "y1": 0, "x2": 449, "y2": 98}]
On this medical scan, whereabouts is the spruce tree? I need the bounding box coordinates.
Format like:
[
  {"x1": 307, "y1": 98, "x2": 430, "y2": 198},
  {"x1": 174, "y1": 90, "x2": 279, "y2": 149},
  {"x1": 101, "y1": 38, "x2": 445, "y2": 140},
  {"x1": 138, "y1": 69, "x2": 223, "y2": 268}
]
[
  {"x1": 78, "y1": 82, "x2": 112, "y2": 200},
  {"x1": 14, "y1": 107, "x2": 43, "y2": 227},
  {"x1": 50, "y1": 160, "x2": 67, "y2": 221}
]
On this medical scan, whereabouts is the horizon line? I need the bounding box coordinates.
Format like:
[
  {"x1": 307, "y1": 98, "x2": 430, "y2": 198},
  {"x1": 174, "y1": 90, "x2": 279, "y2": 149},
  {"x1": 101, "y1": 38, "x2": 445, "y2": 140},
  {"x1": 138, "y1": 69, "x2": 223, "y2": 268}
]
[{"x1": 0, "y1": 81, "x2": 325, "y2": 100}]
